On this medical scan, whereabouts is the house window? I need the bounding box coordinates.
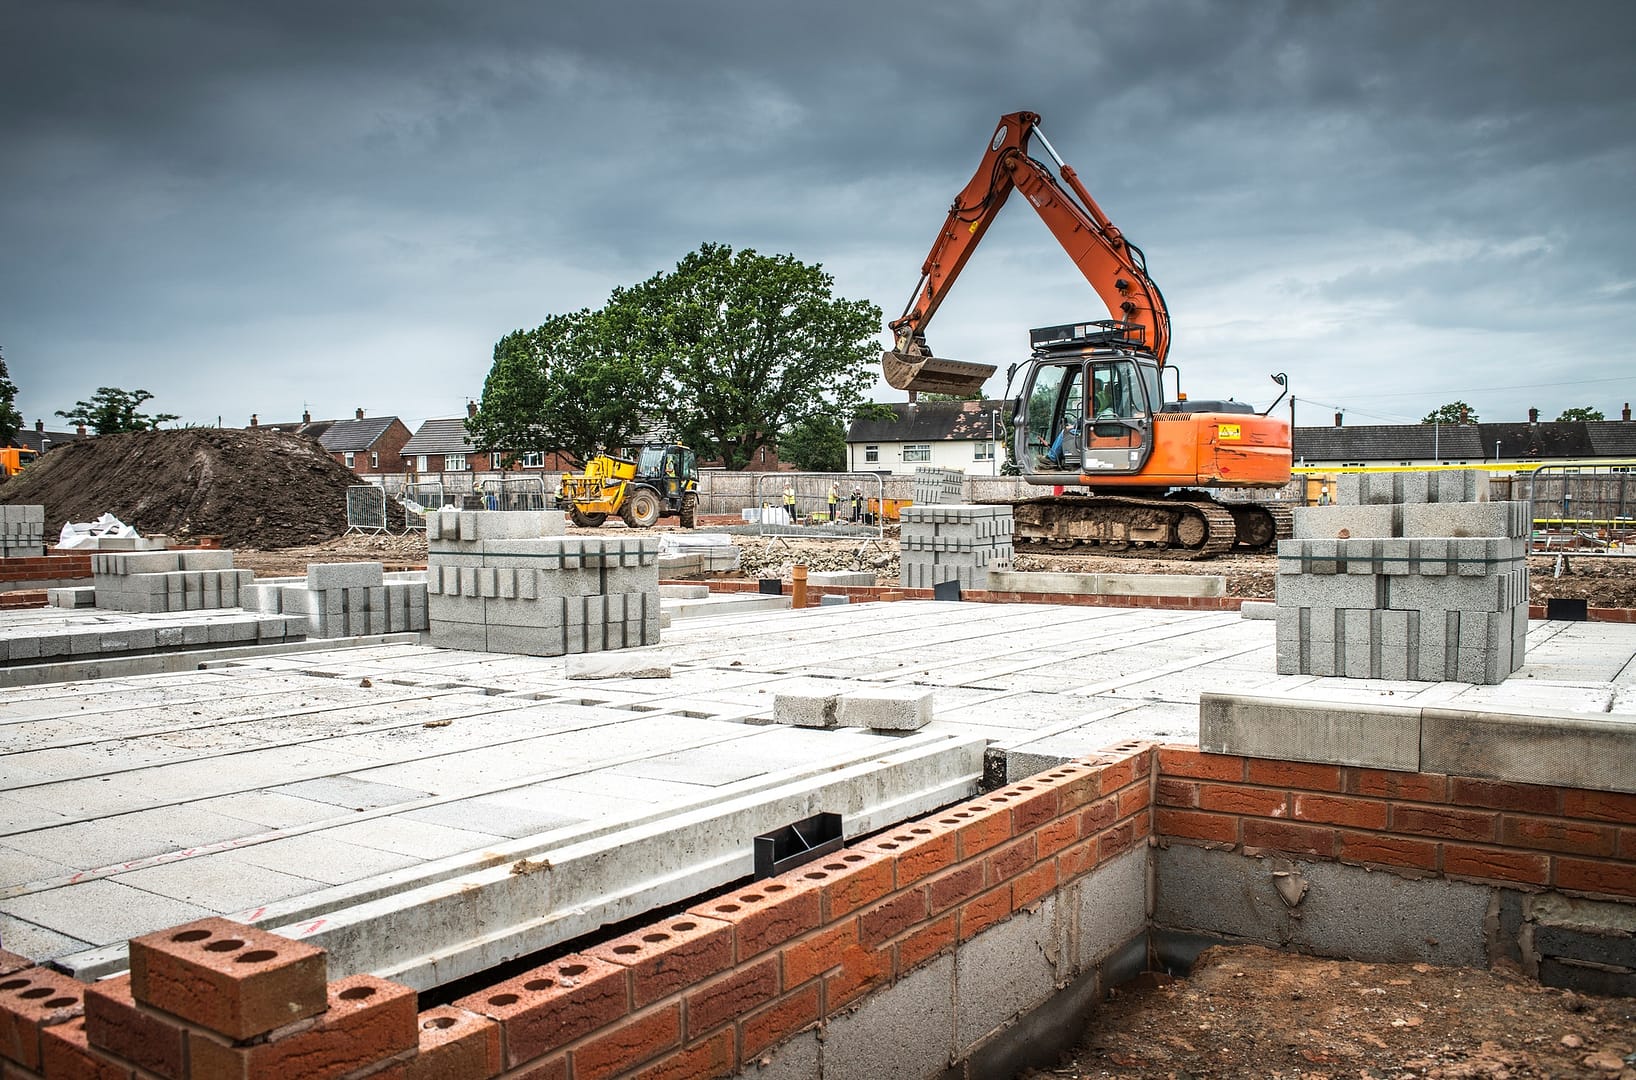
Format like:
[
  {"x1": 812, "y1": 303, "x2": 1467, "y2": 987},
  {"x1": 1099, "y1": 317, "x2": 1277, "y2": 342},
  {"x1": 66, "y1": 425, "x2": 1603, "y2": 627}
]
[
  {"x1": 416, "y1": 455, "x2": 429, "y2": 472},
  {"x1": 370, "y1": 452, "x2": 379, "y2": 469},
  {"x1": 344, "y1": 452, "x2": 356, "y2": 469},
  {"x1": 445, "y1": 453, "x2": 468, "y2": 471},
  {"x1": 864, "y1": 445, "x2": 879, "y2": 463},
  {"x1": 520, "y1": 451, "x2": 545, "y2": 468},
  {"x1": 902, "y1": 444, "x2": 931, "y2": 463},
  {"x1": 973, "y1": 441, "x2": 995, "y2": 461}
]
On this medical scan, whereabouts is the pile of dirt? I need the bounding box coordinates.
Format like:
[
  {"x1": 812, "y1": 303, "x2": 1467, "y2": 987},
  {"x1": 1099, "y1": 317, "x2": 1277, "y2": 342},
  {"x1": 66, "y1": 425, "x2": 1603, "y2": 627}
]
[{"x1": 0, "y1": 428, "x2": 398, "y2": 550}]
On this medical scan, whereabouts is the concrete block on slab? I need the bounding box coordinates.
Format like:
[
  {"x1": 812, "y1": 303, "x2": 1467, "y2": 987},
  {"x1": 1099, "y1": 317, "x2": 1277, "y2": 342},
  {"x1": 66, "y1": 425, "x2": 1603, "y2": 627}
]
[
  {"x1": 563, "y1": 653, "x2": 672, "y2": 680},
  {"x1": 773, "y1": 689, "x2": 840, "y2": 728},
  {"x1": 837, "y1": 686, "x2": 933, "y2": 731},
  {"x1": 1292, "y1": 503, "x2": 1398, "y2": 540}
]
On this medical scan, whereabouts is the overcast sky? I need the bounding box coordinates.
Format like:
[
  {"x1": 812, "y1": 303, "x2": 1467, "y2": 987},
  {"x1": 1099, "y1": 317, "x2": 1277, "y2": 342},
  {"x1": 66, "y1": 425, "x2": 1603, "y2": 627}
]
[{"x1": 4, "y1": 0, "x2": 1634, "y2": 435}]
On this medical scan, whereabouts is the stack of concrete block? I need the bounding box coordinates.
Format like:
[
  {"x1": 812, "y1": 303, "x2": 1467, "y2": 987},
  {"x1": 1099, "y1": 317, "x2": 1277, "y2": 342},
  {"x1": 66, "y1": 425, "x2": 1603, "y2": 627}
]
[
  {"x1": 426, "y1": 509, "x2": 660, "y2": 656},
  {"x1": 899, "y1": 504, "x2": 1014, "y2": 590},
  {"x1": 241, "y1": 563, "x2": 428, "y2": 638},
  {"x1": 0, "y1": 505, "x2": 45, "y2": 557},
  {"x1": 656, "y1": 534, "x2": 741, "y2": 577},
  {"x1": 1276, "y1": 471, "x2": 1529, "y2": 684},
  {"x1": 92, "y1": 550, "x2": 254, "y2": 613},
  {"x1": 912, "y1": 467, "x2": 965, "y2": 506}
]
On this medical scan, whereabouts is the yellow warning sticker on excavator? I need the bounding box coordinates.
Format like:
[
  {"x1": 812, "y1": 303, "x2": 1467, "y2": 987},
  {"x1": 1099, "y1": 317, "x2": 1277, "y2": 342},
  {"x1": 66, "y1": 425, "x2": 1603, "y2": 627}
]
[{"x1": 1217, "y1": 424, "x2": 1242, "y2": 441}]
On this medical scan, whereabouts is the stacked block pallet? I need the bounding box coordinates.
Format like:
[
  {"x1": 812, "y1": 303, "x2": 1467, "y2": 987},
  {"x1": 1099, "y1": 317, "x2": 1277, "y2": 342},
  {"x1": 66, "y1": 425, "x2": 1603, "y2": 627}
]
[
  {"x1": 0, "y1": 505, "x2": 45, "y2": 557},
  {"x1": 91, "y1": 550, "x2": 254, "y2": 613},
  {"x1": 241, "y1": 563, "x2": 428, "y2": 637},
  {"x1": 899, "y1": 503, "x2": 1015, "y2": 590},
  {"x1": 427, "y1": 509, "x2": 660, "y2": 656},
  {"x1": 912, "y1": 466, "x2": 965, "y2": 506},
  {"x1": 1276, "y1": 471, "x2": 1528, "y2": 683}
]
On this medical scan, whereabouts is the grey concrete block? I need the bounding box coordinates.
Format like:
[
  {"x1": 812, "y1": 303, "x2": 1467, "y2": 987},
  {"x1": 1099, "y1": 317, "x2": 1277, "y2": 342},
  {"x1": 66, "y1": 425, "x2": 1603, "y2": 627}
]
[
  {"x1": 178, "y1": 550, "x2": 235, "y2": 571},
  {"x1": 1421, "y1": 707, "x2": 1635, "y2": 791},
  {"x1": 308, "y1": 562, "x2": 384, "y2": 590},
  {"x1": 1431, "y1": 469, "x2": 1490, "y2": 503},
  {"x1": 955, "y1": 899, "x2": 1059, "y2": 1051},
  {"x1": 773, "y1": 690, "x2": 839, "y2": 728},
  {"x1": 1292, "y1": 503, "x2": 1398, "y2": 539},
  {"x1": 1401, "y1": 501, "x2": 1526, "y2": 540},
  {"x1": 824, "y1": 955, "x2": 955, "y2": 1080},
  {"x1": 563, "y1": 654, "x2": 672, "y2": 679},
  {"x1": 837, "y1": 687, "x2": 933, "y2": 731},
  {"x1": 1275, "y1": 572, "x2": 1387, "y2": 609},
  {"x1": 1199, "y1": 691, "x2": 1422, "y2": 770}
]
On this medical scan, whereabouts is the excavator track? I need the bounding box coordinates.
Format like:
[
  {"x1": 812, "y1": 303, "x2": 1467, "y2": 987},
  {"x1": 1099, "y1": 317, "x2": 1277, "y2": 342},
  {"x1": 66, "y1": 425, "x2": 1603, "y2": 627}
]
[{"x1": 1011, "y1": 494, "x2": 1238, "y2": 560}]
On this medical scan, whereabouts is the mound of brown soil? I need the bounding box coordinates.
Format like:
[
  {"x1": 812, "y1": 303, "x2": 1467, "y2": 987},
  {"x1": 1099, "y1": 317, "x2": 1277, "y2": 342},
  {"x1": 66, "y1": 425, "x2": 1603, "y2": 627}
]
[{"x1": 0, "y1": 428, "x2": 395, "y2": 550}]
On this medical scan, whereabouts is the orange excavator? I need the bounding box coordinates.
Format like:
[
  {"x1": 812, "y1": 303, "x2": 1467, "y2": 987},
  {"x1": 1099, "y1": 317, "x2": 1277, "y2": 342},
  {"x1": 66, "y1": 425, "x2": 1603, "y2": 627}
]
[{"x1": 884, "y1": 111, "x2": 1293, "y2": 556}]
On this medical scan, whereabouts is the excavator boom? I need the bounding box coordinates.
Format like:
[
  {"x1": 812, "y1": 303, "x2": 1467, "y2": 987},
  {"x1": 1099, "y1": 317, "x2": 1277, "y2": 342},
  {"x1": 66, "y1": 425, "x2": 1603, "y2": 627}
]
[{"x1": 883, "y1": 111, "x2": 1170, "y2": 395}]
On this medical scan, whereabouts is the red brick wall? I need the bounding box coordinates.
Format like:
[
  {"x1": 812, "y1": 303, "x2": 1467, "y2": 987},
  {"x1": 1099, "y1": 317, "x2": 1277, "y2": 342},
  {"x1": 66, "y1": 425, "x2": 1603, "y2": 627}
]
[{"x1": 0, "y1": 555, "x2": 90, "y2": 584}]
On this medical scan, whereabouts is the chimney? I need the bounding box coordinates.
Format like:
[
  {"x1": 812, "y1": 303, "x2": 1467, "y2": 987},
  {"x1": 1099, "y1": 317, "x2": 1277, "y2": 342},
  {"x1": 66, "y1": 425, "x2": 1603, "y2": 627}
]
[
  {"x1": 1625, "y1": 402, "x2": 1632, "y2": 422},
  {"x1": 76, "y1": 424, "x2": 87, "y2": 436},
  {"x1": 467, "y1": 400, "x2": 478, "y2": 419},
  {"x1": 1527, "y1": 407, "x2": 1538, "y2": 424},
  {"x1": 34, "y1": 419, "x2": 42, "y2": 433},
  {"x1": 303, "y1": 409, "x2": 311, "y2": 423},
  {"x1": 250, "y1": 414, "x2": 258, "y2": 428},
  {"x1": 1334, "y1": 412, "x2": 1342, "y2": 427},
  {"x1": 355, "y1": 408, "x2": 365, "y2": 420}
]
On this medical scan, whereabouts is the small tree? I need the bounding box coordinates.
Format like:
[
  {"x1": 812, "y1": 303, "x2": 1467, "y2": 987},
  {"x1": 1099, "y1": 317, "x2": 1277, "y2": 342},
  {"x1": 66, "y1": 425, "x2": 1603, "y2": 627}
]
[
  {"x1": 1421, "y1": 401, "x2": 1479, "y2": 425},
  {"x1": 1556, "y1": 406, "x2": 1605, "y2": 422},
  {"x1": 56, "y1": 388, "x2": 179, "y2": 434},
  {"x1": 779, "y1": 416, "x2": 847, "y2": 472},
  {"x1": 0, "y1": 347, "x2": 20, "y2": 446}
]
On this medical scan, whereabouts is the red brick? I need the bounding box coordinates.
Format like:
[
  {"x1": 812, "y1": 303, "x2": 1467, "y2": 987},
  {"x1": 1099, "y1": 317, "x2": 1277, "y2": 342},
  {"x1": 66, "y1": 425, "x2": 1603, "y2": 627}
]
[
  {"x1": 821, "y1": 944, "x2": 891, "y2": 1012},
  {"x1": 1056, "y1": 835, "x2": 1102, "y2": 880},
  {"x1": 1245, "y1": 759, "x2": 1343, "y2": 792},
  {"x1": 1553, "y1": 857, "x2": 1636, "y2": 898},
  {"x1": 896, "y1": 914, "x2": 956, "y2": 972},
  {"x1": 1336, "y1": 830, "x2": 1438, "y2": 871},
  {"x1": 801, "y1": 849, "x2": 895, "y2": 921},
  {"x1": 1390, "y1": 805, "x2": 1498, "y2": 843},
  {"x1": 455, "y1": 955, "x2": 628, "y2": 1068},
  {"x1": 684, "y1": 957, "x2": 778, "y2": 1036},
  {"x1": 987, "y1": 835, "x2": 1036, "y2": 882},
  {"x1": 739, "y1": 985, "x2": 820, "y2": 1060},
  {"x1": 859, "y1": 822, "x2": 958, "y2": 886},
  {"x1": 572, "y1": 1003, "x2": 682, "y2": 1080},
  {"x1": 0, "y1": 965, "x2": 85, "y2": 1071},
  {"x1": 937, "y1": 802, "x2": 1012, "y2": 860},
  {"x1": 1088, "y1": 755, "x2": 1140, "y2": 793},
  {"x1": 631, "y1": 1028, "x2": 735, "y2": 1080},
  {"x1": 1501, "y1": 816, "x2": 1618, "y2": 858},
  {"x1": 1449, "y1": 778, "x2": 1560, "y2": 815},
  {"x1": 1118, "y1": 785, "x2": 1152, "y2": 816},
  {"x1": 190, "y1": 974, "x2": 417, "y2": 1080},
  {"x1": 1034, "y1": 815, "x2": 1080, "y2": 858},
  {"x1": 1157, "y1": 746, "x2": 1246, "y2": 782},
  {"x1": 1199, "y1": 784, "x2": 1288, "y2": 817},
  {"x1": 40, "y1": 1018, "x2": 130, "y2": 1080},
  {"x1": 371, "y1": 1006, "x2": 501, "y2": 1080},
  {"x1": 83, "y1": 976, "x2": 185, "y2": 1080},
  {"x1": 1622, "y1": 828, "x2": 1636, "y2": 861},
  {"x1": 588, "y1": 914, "x2": 733, "y2": 1008},
  {"x1": 1154, "y1": 778, "x2": 1199, "y2": 808},
  {"x1": 691, "y1": 879, "x2": 823, "y2": 961},
  {"x1": 1562, "y1": 789, "x2": 1636, "y2": 825},
  {"x1": 1346, "y1": 769, "x2": 1447, "y2": 803},
  {"x1": 1098, "y1": 816, "x2": 1143, "y2": 860},
  {"x1": 1011, "y1": 861, "x2": 1058, "y2": 911},
  {"x1": 859, "y1": 888, "x2": 929, "y2": 946},
  {"x1": 1080, "y1": 796, "x2": 1120, "y2": 834},
  {"x1": 996, "y1": 781, "x2": 1059, "y2": 833},
  {"x1": 0, "y1": 955, "x2": 32, "y2": 979},
  {"x1": 1443, "y1": 844, "x2": 1550, "y2": 886},
  {"x1": 781, "y1": 922, "x2": 857, "y2": 987},
  {"x1": 1155, "y1": 808, "x2": 1239, "y2": 846},
  {"x1": 508, "y1": 1055, "x2": 568, "y2": 1080},
  {"x1": 1044, "y1": 763, "x2": 1104, "y2": 814},
  {"x1": 127, "y1": 918, "x2": 326, "y2": 1041},
  {"x1": 1241, "y1": 820, "x2": 1336, "y2": 857},
  {"x1": 959, "y1": 888, "x2": 1013, "y2": 942},
  {"x1": 1292, "y1": 793, "x2": 1389, "y2": 830}
]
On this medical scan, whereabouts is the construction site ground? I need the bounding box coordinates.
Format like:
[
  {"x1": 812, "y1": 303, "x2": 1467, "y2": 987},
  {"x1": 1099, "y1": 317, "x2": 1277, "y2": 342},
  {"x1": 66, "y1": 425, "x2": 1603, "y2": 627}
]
[{"x1": 232, "y1": 527, "x2": 1636, "y2": 609}]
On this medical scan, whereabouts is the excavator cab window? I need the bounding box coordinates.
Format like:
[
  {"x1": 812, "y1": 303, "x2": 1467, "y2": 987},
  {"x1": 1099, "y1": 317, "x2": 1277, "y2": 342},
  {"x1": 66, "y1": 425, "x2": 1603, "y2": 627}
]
[{"x1": 1021, "y1": 362, "x2": 1084, "y2": 470}]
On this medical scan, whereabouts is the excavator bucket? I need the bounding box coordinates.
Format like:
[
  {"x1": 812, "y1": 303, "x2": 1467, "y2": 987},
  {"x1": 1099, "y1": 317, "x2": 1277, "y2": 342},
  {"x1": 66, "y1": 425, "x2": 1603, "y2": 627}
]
[{"x1": 880, "y1": 350, "x2": 997, "y2": 397}]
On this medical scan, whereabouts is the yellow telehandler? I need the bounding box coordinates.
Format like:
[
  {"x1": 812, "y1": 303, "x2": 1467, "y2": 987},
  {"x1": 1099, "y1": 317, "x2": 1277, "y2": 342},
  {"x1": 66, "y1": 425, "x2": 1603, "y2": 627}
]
[{"x1": 555, "y1": 443, "x2": 699, "y2": 528}]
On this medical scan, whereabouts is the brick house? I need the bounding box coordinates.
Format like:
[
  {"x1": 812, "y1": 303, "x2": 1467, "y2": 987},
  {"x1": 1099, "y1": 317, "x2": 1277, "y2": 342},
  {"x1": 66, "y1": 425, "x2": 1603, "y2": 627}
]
[
  {"x1": 404, "y1": 404, "x2": 575, "y2": 475},
  {"x1": 317, "y1": 409, "x2": 411, "y2": 476},
  {"x1": 12, "y1": 418, "x2": 87, "y2": 455},
  {"x1": 249, "y1": 410, "x2": 335, "y2": 443},
  {"x1": 844, "y1": 399, "x2": 1009, "y2": 475}
]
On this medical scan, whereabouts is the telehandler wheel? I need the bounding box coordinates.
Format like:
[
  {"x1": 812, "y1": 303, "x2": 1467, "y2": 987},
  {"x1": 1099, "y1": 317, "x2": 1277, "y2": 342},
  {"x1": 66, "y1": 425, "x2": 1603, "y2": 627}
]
[
  {"x1": 679, "y1": 493, "x2": 698, "y2": 529},
  {"x1": 569, "y1": 509, "x2": 607, "y2": 528},
  {"x1": 621, "y1": 487, "x2": 662, "y2": 528}
]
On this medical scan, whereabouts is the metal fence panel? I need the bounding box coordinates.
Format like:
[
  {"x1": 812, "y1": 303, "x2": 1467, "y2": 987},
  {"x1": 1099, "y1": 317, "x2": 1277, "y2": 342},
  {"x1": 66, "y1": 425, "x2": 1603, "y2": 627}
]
[
  {"x1": 753, "y1": 472, "x2": 887, "y2": 539},
  {"x1": 480, "y1": 476, "x2": 550, "y2": 512},
  {"x1": 1526, "y1": 462, "x2": 1636, "y2": 549},
  {"x1": 396, "y1": 483, "x2": 446, "y2": 532},
  {"x1": 346, "y1": 485, "x2": 388, "y2": 534}
]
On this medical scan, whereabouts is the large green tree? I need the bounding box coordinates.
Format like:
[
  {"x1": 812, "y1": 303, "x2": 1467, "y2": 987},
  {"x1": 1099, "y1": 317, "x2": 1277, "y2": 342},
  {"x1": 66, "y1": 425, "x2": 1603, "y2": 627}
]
[
  {"x1": 467, "y1": 314, "x2": 651, "y2": 467},
  {"x1": 0, "y1": 347, "x2": 20, "y2": 446},
  {"x1": 56, "y1": 387, "x2": 178, "y2": 434},
  {"x1": 1420, "y1": 401, "x2": 1479, "y2": 424},
  {"x1": 607, "y1": 243, "x2": 882, "y2": 469},
  {"x1": 1556, "y1": 406, "x2": 1605, "y2": 422},
  {"x1": 778, "y1": 415, "x2": 847, "y2": 472}
]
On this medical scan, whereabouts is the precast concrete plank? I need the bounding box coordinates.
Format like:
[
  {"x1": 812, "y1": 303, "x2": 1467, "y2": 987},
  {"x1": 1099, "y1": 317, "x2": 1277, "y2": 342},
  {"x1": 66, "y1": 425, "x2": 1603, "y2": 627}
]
[
  {"x1": 0, "y1": 794, "x2": 72, "y2": 835},
  {"x1": 229, "y1": 835, "x2": 422, "y2": 885},
  {"x1": 310, "y1": 817, "x2": 505, "y2": 860},
  {"x1": 3, "y1": 815, "x2": 179, "y2": 868},
  {"x1": 533, "y1": 772, "x2": 716, "y2": 807},
  {"x1": 190, "y1": 789, "x2": 350, "y2": 829},
  {"x1": 0, "y1": 914, "x2": 92, "y2": 960},
  {"x1": 111, "y1": 854, "x2": 323, "y2": 912},
  {"x1": 1445, "y1": 682, "x2": 1617, "y2": 714},
  {"x1": 15, "y1": 773, "x2": 165, "y2": 820},
  {"x1": 400, "y1": 798, "x2": 584, "y2": 839},
  {"x1": 1, "y1": 877, "x2": 214, "y2": 947},
  {"x1": 0, "y1": 843, "x2": 75, "y2": 889},
  {"x1": 272, "y1": 776, "x2": 433, "y2": 810}
]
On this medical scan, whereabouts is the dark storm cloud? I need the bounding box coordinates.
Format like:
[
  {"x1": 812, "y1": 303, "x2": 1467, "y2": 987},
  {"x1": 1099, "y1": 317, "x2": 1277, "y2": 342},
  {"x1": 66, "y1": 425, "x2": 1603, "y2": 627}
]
[{"x1": 2, "y1": 0, "x2": 1634, "y2": 429}]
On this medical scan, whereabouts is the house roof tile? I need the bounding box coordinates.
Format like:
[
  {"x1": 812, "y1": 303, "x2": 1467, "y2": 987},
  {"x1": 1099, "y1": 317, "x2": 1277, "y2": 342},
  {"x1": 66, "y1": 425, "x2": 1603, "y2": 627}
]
[
  {"x1": 847, "y1": 400, "x2": 1007, "y2": 444},
  {"x1": 319, "y1": 417, "x2": 400, "y2": 452},
  {"x1": 402, "y1": 418, "x2": 477, "y2": 455}
]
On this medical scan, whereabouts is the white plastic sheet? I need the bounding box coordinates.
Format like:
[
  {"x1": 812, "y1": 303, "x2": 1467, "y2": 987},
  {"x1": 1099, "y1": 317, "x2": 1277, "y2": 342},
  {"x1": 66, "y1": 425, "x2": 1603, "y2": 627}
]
[{"x1": 57, "y1": 513, "x2": 139, "y2": 550}]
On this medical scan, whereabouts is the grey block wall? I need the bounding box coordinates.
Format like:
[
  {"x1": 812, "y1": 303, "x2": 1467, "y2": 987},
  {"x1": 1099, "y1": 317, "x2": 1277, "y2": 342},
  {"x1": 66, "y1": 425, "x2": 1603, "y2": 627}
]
[
  {"x1": 1276, "y1": 471, "x2": 1526, "y2": 684},
  {"x1": 426, "y1": 509, "x2": 659, "y2": 656},
  {"x1": 0, "y1": 505, "x2": 46, "y2": 557},
  {"x1": 899, "y1": 504, "x2": 1015, "y2": 590}
]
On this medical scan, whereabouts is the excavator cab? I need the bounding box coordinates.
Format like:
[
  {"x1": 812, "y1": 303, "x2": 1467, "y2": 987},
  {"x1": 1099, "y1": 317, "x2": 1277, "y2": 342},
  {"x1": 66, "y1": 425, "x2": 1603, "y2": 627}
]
[{"x1": 1013, "y1": 322, "x2": 1158, "y2": 482}]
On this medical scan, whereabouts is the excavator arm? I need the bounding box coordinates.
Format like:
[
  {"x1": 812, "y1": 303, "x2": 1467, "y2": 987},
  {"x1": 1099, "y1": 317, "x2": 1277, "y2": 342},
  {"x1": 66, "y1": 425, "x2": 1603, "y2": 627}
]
[{"x1": 883, "y1": 111, "x2": 1170, "y2": 395}]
